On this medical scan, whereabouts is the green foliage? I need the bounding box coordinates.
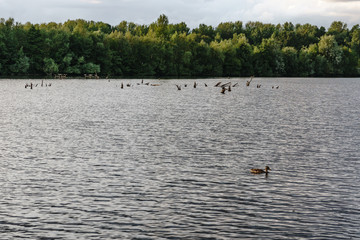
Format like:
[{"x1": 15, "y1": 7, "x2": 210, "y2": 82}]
[
  {"x1": 282, "y1": 47, "x2": 298, "y2": 76},
  {"x1": 253, "y1": 37, "x2": 284, "y2": 76},
  {"x1": 10, "y1": 47, "x2": 30, "y2": 74},
  {"x1": 43, "y1": 57, "x2": 59, "y2": 75},
  {"x1": 318, "y1": 35, "x2": 343, "y2": 75},
  {"x1": 216, "y1": 21, "x2": 243, "y2": 40},
  {"x1": 350, "y1": 28, "x2": 360, "y2": 56},
  {"x1": 245, "y1": 22, "x2": 276, "y2": 45},
  {"x1": 25, "y1": 25, "x2": 44, "y2": 73},
  {"x1": 0, "y1": 16, "x2": 359, "y2": 77},
  {"x1": 82, "y1": 62, "x2": 100, "y2": 74},
  {"x1": 327, "y1": 21, "x2": 349, "y2": 45},
  {"x1": 150, "y1": 14, "x2": 169, "y2": 39},
  {"x1": 295, "y1": 24, "x2": 323, "y2": 49},
  {"x1": 192, "y1": 24, "x2": 215, "y2": 43}
]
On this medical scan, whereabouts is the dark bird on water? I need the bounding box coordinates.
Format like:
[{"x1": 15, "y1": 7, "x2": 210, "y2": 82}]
[{"x1": 250, "y1": 166, "x2": 271, "y2": 174}]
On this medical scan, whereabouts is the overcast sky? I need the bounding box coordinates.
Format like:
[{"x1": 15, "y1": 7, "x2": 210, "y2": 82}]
[{"x1": 1, "y1": 0, "x2": 360, "y2": 29}]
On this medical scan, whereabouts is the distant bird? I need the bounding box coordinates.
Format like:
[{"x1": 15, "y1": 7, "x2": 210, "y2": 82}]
[
  {"x1": 250, "y1": 166, "x2": 271, "y2": 174},
  {"x1": 219, "y1": 82, "x2": 231, "y2": 88},
  {"x1": 205, "y1": 83, "x2": 208, "y2": 87},
  {"x1": 176, "y1": 84, "x2": 181, "y2": 90},
  {"x1": 215, "y1": 81, "x2": 222, "y2": 87},
  {"x1": 246, "y1": 76, "x2": 254, "y2": 86}
]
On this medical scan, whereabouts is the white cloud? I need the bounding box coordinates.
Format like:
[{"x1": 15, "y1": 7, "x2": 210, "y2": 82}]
[{"x1": 324, "y1": 0, "x2": 360, "y2": 2}]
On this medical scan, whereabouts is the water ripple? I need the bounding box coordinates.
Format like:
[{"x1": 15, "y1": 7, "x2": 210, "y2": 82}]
[{"x1": 1, "y1": 78, "x2": 359, "y2": 239}]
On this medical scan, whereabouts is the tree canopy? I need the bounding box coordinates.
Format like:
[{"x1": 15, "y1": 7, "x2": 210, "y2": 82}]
[{"x1": 0, "y1": 16, "x2": 359, "y2": 77}]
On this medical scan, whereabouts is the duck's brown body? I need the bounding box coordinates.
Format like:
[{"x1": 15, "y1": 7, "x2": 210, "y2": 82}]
[{"x1": 250, "y1": 166, "x2": 271, "y2": 174}]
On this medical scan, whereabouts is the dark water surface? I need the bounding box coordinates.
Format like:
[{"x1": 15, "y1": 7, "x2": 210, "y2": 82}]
[{"x1": 0, "y1": 78, "x2": 359, "y2": 239}]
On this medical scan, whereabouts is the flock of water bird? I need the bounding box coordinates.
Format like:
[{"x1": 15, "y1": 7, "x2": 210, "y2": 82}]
[
  {"x1": 114, "y1": 77, "x2": 280, "y2": 94},
  {"x1": 24, "y1": 80, "x2": 52, "y2": 89},
  {"x1": 25, "y1": 76, "x2": 280, "y2": 94}
]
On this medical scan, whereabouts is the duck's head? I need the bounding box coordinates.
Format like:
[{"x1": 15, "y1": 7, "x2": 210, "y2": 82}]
[{"x1": 265, "y1": 166, "x2": 271, "y2": 171}]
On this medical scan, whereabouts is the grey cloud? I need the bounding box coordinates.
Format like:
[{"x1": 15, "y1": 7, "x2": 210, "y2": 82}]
[{"x1": 0, "y1": 0, "x2": 359, "y2": 29}]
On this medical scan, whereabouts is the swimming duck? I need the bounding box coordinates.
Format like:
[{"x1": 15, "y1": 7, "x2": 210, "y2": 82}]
[{"x1": 250, "y1": 166, "x2": 271, "y2": 174}]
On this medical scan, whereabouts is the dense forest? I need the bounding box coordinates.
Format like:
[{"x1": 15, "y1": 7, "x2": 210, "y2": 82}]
[{"x1": 0, "y1": 15, "x2": 359, "y2": 78}]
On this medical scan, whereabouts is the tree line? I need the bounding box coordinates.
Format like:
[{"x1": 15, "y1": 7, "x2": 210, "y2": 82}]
[{"x1": 1, "y1": 15, "x2": 359, "y2": 78}]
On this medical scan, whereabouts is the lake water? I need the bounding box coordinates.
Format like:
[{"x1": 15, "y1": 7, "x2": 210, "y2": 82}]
[{"x1": 0, "y1": 78, "x2": 359, "y2": 239}]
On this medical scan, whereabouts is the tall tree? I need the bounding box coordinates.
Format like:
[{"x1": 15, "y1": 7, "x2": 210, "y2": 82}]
[
  {"x1": 150, "y1": 14, "x2": 170, "y2": 39},
  {"x1": 327, "y1": 21, "x2": 349, "y2": 46},
  {"x1": 25, "y1": 25, "x2": 44, "y2": 74},
  {"x1": 318, "y1": 35, "x2": 343, "y2": 75},
  {"x1": 216, "y1": 21, "x2": 243, "y2": 40},
  {"x1": 192, "y1": 24, "x2": 216, "y2": 43}
]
